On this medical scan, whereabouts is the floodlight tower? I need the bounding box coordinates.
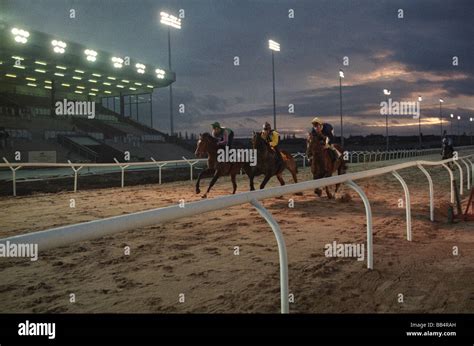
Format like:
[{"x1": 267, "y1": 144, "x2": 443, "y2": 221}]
[
  {"x1": 160, "y1": 11, "x2": 182, "y2": 135},
  {"x1": 383, "y1": 89, "x2": 391, "y2": 151},
  {"x1": 439, "y1": 98, "x2": 444, "y2": 137},
  {"x1": 418, "y1": 95, "x2": 422, "y2": 148},
  {"x1": 268, "y1": 40, "x2": 280, "y2": 130},
  {"x1": 339, "y1": 69, "x2": 345, "y2": 147}
]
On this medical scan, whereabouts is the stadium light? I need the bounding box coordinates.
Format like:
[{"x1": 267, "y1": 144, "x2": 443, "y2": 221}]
[
  {"x1": 35, "y1": 69, "x2": 46, "y2": 74},
  {"x1": 160, "y1": 12, "x2": 182, "y2": 29},
  {"x1": 136, "y1": 63, "x2": 146, "y2": 74},
  {"x1": 11, "y1": 27, "x2": 29, "y2": 44},
  {"x1": 13, "y1": 65, "x2": 25, "y2": 69},
  {"x1": 268, "y1": 40, "x2": 280, "y2": 52},
  {"x1": 155, "y1": 68, "x2": 165, "y2": 79},
  {"x1": 112, "y1": 57, "x2": 124, "y2": 68},
  {"x1": 84, "y1": 49, "x2": 97, "y2": 62},
  {"x1": 5, "y1": 74, "x2": 17, "y2": 78},
  {"x1": 51, "y1": 40, "x2": 67, "y2": 54},
  {"x1": 35, "y1": 61, "x2": 47, "y2": 65}
]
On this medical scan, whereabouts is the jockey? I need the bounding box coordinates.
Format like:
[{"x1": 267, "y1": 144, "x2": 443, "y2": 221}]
[
  {"x1": 310, "y1": 117, "x2": 342, "y2": 160},
  {"x1": 261, "y1": 122, "x2": 283, "y2": 168},
  {"x1": 441, "y1": 130, "x2": 454, "y2": 157},
  {"x1": 211, "y1": 122, "x2": 234, "y2": 148}
]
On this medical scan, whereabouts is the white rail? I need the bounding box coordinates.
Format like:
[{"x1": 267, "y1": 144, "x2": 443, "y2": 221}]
[
  {"x1": 2, "y1": 146, "x2": 473, "y2": 196},
  {"x1": 1, "y1": 154, "x2": 473, "y2": 313}
]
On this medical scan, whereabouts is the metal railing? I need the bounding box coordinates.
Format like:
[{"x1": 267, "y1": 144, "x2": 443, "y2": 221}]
[
  {"x1": 1, "y1": 154, "x2": 473, "y2": 314},
  {"x1": 3, "y1": 146, "x2": 474, "y2": 196}
]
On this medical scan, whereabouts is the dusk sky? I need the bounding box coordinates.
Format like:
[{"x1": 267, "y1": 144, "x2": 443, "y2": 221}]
[{"x1": 2, "y1": 0, "x2": 474, "y2": 137}]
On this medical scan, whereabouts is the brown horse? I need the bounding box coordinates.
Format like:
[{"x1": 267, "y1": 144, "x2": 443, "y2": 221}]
[
  {"x1": 195, "y1": 133, "x2": 252, "y2": 198},
  {"x1": 306, "y1": 133, "x2": 347, "y2": 198},
  {"x1": 249, "y1": 132, "x2": 299, "y2": 190}
]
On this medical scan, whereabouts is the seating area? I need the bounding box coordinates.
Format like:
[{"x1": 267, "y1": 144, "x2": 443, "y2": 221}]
[{"x1": 0, "y1": 92, "x2": 194, "y2": 163}]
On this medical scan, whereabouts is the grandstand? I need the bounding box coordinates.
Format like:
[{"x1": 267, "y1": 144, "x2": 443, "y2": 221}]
[{"x1": 0, "y1": 21, "x2": 194, "y2": 163}]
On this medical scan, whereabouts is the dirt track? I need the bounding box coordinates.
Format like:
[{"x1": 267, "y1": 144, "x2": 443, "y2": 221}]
[{"x1": 0, "y1": 153, "x2": 473, "y2": 313}]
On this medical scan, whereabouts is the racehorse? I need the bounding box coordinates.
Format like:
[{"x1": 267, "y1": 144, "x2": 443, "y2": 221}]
[
  {"x1": 194, "y1": 133, "x2": 252, "y2": 198},
  {"x1": 249, "y1": 132, "x2": 299, "y2": 190},
  {"x1": 306, "y1": 133, "x2": 347, "y2": 198}
]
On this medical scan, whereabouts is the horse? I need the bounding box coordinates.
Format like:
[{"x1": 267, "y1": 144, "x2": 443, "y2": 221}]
[
  {"x1": 306, "y1": 133, "x2": 347, "y2": 199},
  {"x1": 249, "y1": 132, "x2": 299, "y2": 190},
  {"x1": 194, "y1": 133, "x2": 252, "y2": 198}
]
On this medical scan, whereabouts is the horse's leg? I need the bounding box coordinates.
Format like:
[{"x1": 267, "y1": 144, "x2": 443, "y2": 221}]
[
  {"x1": 202, "y1": 171, "x2": 220, "y2": 198},
  {"x1": 196, "y1": 168, "x2": 215, "y2": 194},
  {"x1": 313, "y1": 172, "x2": 324, "y2": 197},
  {"x1": 323, "y1": 169, "x2": 335, "y2": 199},
  {"x1": 260, "y1": 173, "x2": 272, "y2": 189},
  {"x1": 249, "y1": 167, "x2": 256, "y2": 191},
  {"x1": 276, "y1": 173, "x2": 285, "y2": 186},
  {"x1": 231, "y1": 172, "x2": 237, "y2": 194}
]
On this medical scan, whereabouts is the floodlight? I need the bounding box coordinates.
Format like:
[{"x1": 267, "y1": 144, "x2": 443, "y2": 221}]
[
  {"x1": 160, "y1": 12, "x2": 182, "y2": 29},
  {"x1": 268, "y1": 40, "x2": 280, "y2": 52}
]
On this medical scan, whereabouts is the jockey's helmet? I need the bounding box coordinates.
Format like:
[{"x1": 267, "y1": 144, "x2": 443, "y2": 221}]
[
  {"x1": 311, "y1": 117, "x2": 322, "y2": 126},
  {"x1": 263, "y1": 122, "x2": 271, "y2": 130},
  {"x1": 211, "y1": 122, "x2": 221, "y2": 129}
]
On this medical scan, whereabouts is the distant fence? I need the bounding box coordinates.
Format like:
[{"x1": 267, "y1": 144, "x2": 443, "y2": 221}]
[{"x1": 0, "y1": 154, "x2": 473, "y2": 313}]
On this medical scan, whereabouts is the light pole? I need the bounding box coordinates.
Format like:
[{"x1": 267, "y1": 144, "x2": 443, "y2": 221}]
[
  {"x1": 160, "y1": 11, "x2": 182, "y2": 136},
  {"x1": 418, "y1": 95, "x2": 422, "y2": 148},
  {"x1": 450, "y1": 113, "x2": 454, "y2": 136},
  {"x1": 439, "y1": 98, "x2": 444, "y2": 138},
  {"x1": 339, "y1": 69, "x2": 344, "y2": 147},
  {"x1": 457, "y1": 115, "x2": 461, "y2": 145},
  {"x1": 383, "y1": 89, "x2": 391, "y2": 151},
  {"x1": 470, "y1": 117, "x2": 473, "y2": 145},
  {"x1": 268, "y1": 40, "x2": 280, "y2": 130}
]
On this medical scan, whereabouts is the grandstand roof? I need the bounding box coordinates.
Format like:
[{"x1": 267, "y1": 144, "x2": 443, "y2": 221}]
[{"x1": 0, "y1": 21, "x2": 175, "y2": 98}]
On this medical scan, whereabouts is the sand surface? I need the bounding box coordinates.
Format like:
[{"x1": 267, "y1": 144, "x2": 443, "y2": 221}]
[{"x1": 0, "y1": 153, "x2": 473, "y2": 313}]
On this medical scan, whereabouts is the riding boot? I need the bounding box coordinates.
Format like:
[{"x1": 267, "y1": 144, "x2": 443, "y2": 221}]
[{"x1": 274, "y1": 147, "x2": 284, "y2": 170}]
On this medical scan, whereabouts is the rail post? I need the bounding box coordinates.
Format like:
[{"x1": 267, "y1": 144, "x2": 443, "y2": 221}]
[
  {"x1": 182, "y1": 156, "x2": 200, "y2": 181},
  {"x1": 453, "y1": 160, "x2": 464, "y2": 195},
  {"x1": 441, "y1": 163, "x2": 455, "y2": 204},
  {"x1": 417, "y1": 164, "x2": 434, "y2": 222},
  {"x1": 466, "y1": 158, "x2": 474, "y2": 185},
  {"x1": 392, "y1": 170, "x2": 412, "y2": 241},
  {"x1": 67, "y1": 160, "x2": 84, "y2": 193},
  {"x1": 345, "y1": 181, "x2": 373, "y2": 269},
  {"x1": 2, "y1": 157, "x2": 21, "y2": 197},
  {"x1": 151, "y1": 157, "x2": 168, "y2": 184},
  {"x1": 114, "y1": 158, "x2": 130, "y2": 188},
  {"x1": 460, "y1": 159, "x2": 471, "y2": 191},
  {"x1": 250, "y1": 199, "x2": 289, "y2": 314}
]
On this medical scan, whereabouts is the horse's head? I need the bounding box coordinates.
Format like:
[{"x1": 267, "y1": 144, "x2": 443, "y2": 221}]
[
  {"x1": 306, "y1": 132, "x2": 325, "y2": 158},
  {"x1": 195, "y1": 132, "x2": 217, "y2": 157},
  {"x1": 251, "y1": 131, "x2": 269, "y2": 151}
]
